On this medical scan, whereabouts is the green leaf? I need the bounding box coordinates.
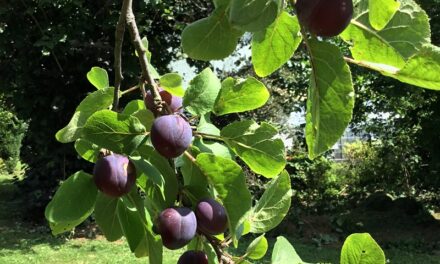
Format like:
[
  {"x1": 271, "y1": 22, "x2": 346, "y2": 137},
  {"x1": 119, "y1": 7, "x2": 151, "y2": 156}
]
[
  {"x1": 45, "y1": 171, "x2": 97, "y2": 234},
  {"x1": 133, "y1": 109, "x2": 154, "y2": 131},
  {"x1": 213, "y1": 0, "x2": 230, "y2": 8},
  {"x1": 94, "y1": 192, "x2": 123, "y2": 242},
  {"x1": 48, "y1": 221, "x2": 80, "y2": 236},
  {"x1": 368, "y1": 0, "x2": 400, "y2": 30},
  {"x1": 183, "y1": 68, "x2": 222, "y2": 116},
  {"x1": 196, "y1": 154, "x2": 252, "y2": 242},
  {"x1": 181, "y1": 147, "x2": 209, "y2": 190},
  {"x1": 305, "y1": 40, "x2": 354, "y2": 159},
  {"x1": 82, "y1": 110, "x2": 147, "y2": 155},
  {"x1": 249, "y1": 171, "x2": 292, "y2": 233},
  {"x1": 221, "y1": 120, "x2": 285, "y2": 178},
  {"x1": 194, "y1": 138, "x2": 234, "y2": 160},
  {"x1": 131, "y1": 156, "x2": 164, "y2": 188},
  {"x1": 272, "y1": 236, "x2": 305, "y2": 264},
  {"x1": 137, "y1": 145, "x2": 178, "y2": 210},
  {"x1": 117, "y1": 207, "x2": 145, "y2": 255},
  {"x1": 252, "y1": 11, "x2": 302, "y2": 77},
  {"x1": 341, "y1": 0, "x2": 430, "y2": 67},
  {"x1": 197, "y1": 113, "x2": 221, "y2": 136},
  {"x1": 393, "y1": 44, "x2": 440, "y2": 90},
  {"x1": 204, "y1": 241, "x2": 220, "y2": 264},
  {"x1": 87, "y1": 67, "x2": 109, "y2": 90},
  {"x1": 229, "y1": 0, "x2": 280, "y2": 32},
  {"x1": 214, "y1": 77, "x2": 270, "y2": 115},
  {"x1": 159, "y1": 73, "x2": 185, "y2": 97},
  {"x1": 122, "y1": 100, "x2": 145, "y2": 115},
  {"x1": 117, "y1": 192, "x2": 147, "y2": 253},
  {"x1": 74, "y1": 138, "x2": 100, "y2": 163},
  {"x1": 130, "y1": 156, "x2": 165, "y2": 201},
  {"x1": 340, "y1": 233, "x2": 386, "y2": 264},
  {"x1": 138, "y1": 36, "x2": 160, "y2": 79},
  {"x1": 55, "y1": 88, "x2": 114, "y2": 143},
  {"x1": 145, "y1": 228, "x2": 162, "y2": 263},
  {"x1": 182, "y1": 6, "x2": 242, "y2": 61},
  {"x1": 246, "y1": 234, "x2": 268, "y2": 260},
  {"x1": 122, "y1": 100, "x2": 155, "y2": 130}
]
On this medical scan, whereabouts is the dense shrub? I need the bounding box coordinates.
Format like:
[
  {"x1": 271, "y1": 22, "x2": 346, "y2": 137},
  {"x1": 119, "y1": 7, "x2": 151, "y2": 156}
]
[{"x1": 0, "y1": 98, "x2": 28, "y2": 174}]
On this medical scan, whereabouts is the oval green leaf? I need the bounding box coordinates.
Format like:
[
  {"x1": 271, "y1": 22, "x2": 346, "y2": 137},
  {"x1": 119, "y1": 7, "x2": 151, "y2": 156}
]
[
  {"x1": 305, "y1": 40, "x2": 354, "y2": 159},
  {"x1": 45, "y1": 171, "x2": 97, "y2": 234},
  {"x1": 340, "y1": 233, "x2": 386, "y2": 264},
  {"x1": 252, "y1": 11, "x2": 302, "y2": 77},
  {"x1": 214, "y1": 77, "x2": 270, "y2": 116},
  {"x1": 87, "y1": 67, "x2": 109, "y2": 90}
]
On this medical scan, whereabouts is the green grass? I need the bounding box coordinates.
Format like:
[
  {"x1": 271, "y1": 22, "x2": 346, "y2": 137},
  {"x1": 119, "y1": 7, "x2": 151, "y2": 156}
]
[
  {"x1": 0, "y1": 174, "x2": 439, "y2": 264},
  {"x1": 1, "y1": 227, "x2": 439, "y2": 264}
]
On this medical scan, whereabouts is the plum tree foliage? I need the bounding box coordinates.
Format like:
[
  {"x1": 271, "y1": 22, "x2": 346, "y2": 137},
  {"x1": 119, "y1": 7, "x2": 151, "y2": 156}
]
[{"x1": 45, "y1": 0, "x2": 439, "y2": 263}]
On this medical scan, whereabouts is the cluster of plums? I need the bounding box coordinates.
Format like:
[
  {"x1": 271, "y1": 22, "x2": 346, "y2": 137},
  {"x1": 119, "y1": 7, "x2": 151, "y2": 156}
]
[
  {"x1": 92, "y1": 88, "x2": 214, "y2": 263},
  {"x1": 157, "y1": 198, "x2": 228, "y2": 263},
  {"x1": 295, "y1": 0, "x2": 353, "y2": 37}
]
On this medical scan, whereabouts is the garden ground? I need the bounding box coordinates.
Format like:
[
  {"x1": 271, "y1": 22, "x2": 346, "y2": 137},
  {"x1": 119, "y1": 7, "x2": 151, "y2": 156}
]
[{"x1": 1, "y1": 174, "x2": 439, "y2": 264}]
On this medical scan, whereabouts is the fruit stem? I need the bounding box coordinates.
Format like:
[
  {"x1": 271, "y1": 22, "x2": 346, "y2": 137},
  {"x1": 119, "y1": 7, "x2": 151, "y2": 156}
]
[
  {"x1": 184, "y1": 151, "x2": 197, "y2": 163},
  {"x1": 193, "y1": 131, "x2": 225, "y2": 142}
]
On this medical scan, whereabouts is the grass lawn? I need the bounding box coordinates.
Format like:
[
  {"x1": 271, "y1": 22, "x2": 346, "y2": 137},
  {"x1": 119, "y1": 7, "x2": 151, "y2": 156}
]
[{"x1": 0, "y1": 174, "x2": 439, "y2": 263}]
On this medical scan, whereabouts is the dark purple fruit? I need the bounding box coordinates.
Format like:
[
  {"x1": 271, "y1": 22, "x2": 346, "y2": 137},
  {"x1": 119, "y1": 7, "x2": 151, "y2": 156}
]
[
  {"x1": 150, "y1": 115, "x2": 192, "y2": 158},
  {"x1": 295, "y1": 0, "x2": 353, "y2": 37},
  {"x1": 157, "y1": 207, "x2": 197, "y2": 250},
  {"x1": 145, "y1": 88, "x2": 183, "y2": 114},
  {"x1": 195, "y1": 198, "x2": 228, "y2": 235},
  {"x1": 178, "y1": 250, "x2": 208, "y2": 264},
  {"x1": 93, "y1": 154, "x2": 136, "y2": 197}
]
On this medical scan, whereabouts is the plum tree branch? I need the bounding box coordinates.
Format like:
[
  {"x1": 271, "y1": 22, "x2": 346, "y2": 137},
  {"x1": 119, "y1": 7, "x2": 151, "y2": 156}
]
[
  {"x1": 124, "y1": 0, "x2": 170, "y2": 115},
  {"x1": 204, "y1": 234, "x2": 234, "y2": 264},
  {"x1": 112, "y1": 0, "x2": 130, "y2": 111}
]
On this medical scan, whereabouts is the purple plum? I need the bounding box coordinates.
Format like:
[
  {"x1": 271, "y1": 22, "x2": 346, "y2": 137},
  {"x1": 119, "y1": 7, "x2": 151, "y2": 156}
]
[
  {"x1": 157, "y1": 207, "x2": 197, "y2": 250},
  {"x1": 195, "y1": 198, "x2": 228, "y2": 235},
  {"x1": 93, "y1": 154, "x2": 136, "y2": 197},
  {"x1": 150, "y1": 115, "x2": 192, "y2": 158}
]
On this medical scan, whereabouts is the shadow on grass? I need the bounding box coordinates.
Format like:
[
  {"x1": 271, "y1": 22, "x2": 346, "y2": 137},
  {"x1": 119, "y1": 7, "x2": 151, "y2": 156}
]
[{"x1": 0, "y1": 174, "x2": 69, "y2": 254}]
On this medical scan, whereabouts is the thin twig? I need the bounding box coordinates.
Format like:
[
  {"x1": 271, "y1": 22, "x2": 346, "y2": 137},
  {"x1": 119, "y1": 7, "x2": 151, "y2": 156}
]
[
  {"x1": 193, "y1": 131, "x2": 225, "y2": 142},
  {"x1": 113, "y1": 0, "x2": 130, "y2": 111},
  {"x1": 120, "y1": 84, "x2": 140, "y2": 95},
  {"x1": 184, "y1": 151, "x2": 197, "y2": 163},
  {"x1": 125, "y1": 1, "x2": 167, "y2": 114},
  {"x1": 205, "y1": 234, "x2": 234, "y2": 264}
]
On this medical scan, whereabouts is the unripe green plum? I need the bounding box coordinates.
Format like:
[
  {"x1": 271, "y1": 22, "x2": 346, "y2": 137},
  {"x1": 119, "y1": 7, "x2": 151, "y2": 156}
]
[
  {"x1": 150, "y1": 115, "x2": 192, "y2": 158},
  {"x1": 178, "y1": 250, "x2": 208, "y2": 264},
  {"x1": 295, "y1": 0, "x2": 353, "y2": 37},
  {"x1": 195, "y1": 198, "x2": 228, "y2": 235},
  {"x1": 93, "y1": 154, "x2": 136, "y2": 197},
  {"x1": 157, "y1": 207, "x2": 197, "y2": 250}
]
